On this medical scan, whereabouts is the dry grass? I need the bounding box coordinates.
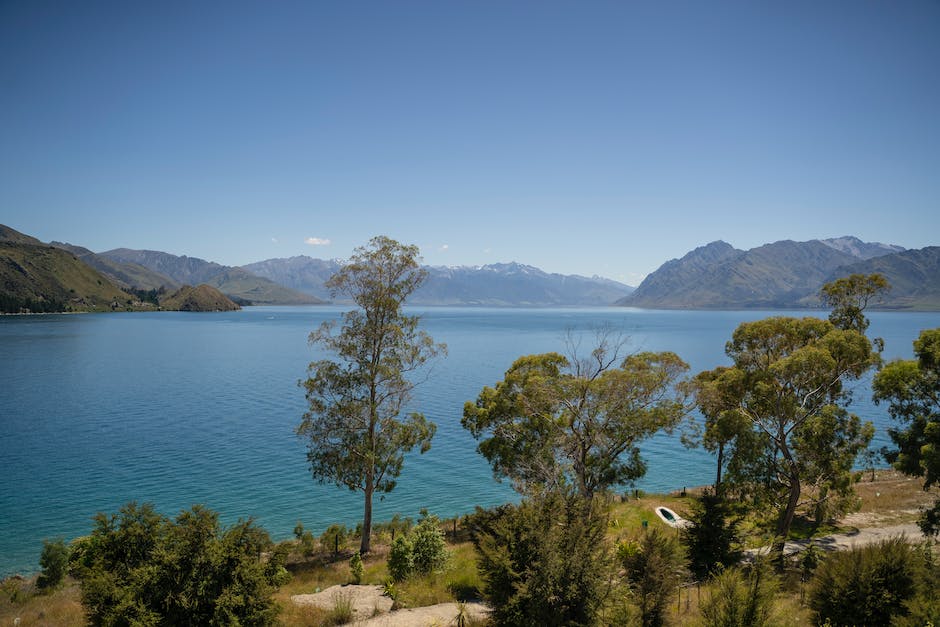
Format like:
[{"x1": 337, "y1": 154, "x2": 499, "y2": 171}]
[{"x1": 0, "y1": 577, "x2": 84, "y2": 627}]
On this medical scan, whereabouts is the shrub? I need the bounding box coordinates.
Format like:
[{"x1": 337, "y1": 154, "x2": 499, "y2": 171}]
[
  {"x1": 619, "y1": 528, "x2": 687, "y2": 627},
  {"x1": 386, "y1": 513, "x2": 448, "y2": 582},
  {"x1": 388, "y1": 535, "x2": 414, "y2": 582},
  {"x1": 349, "y1": 551, "x2": 363, "y2": 584},
  {"x1": 293, "y1": 521, "x2": 317, "y2": 556},
  {"x1": 320, "y1": 523, "x2": 348, "y2": 555},
  {"x1": 809, "y1": 536, "x2": 922, "y2": 626},
  {"x1": 682, "y1": 489, "x2": 741, "y2": 580},
  {"x1": 699, "y1": 561, "x2": 778, "y2": 627},
  {"x1": 410, "y1": 514, "x2": 448, "y2": 574},
  {"x1": 471, "y1": 490, "x2": 611, "y2": 627},
  {"x1": 37, "y1": 538, "x2": 70, "y2": 591},
  {"x1": 77, "y1": 502, "x2": 285, "y2": 626}
]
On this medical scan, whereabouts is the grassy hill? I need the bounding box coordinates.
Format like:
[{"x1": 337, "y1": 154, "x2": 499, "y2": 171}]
[
  {"x1": 1, "y1": 236, "x2": 144, "y2": 313},
  {"x1": 159, "y1": 284, "x2": 241, "y2": 311}
]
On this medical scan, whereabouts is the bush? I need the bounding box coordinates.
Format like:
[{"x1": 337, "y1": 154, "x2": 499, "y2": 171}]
[
  {"x1": 37, "y1": 538, "x2": 70, "y2": 590},
  {"x1": 809, "y1": 536, "x2": 922, "y2": 626},
  {"x1": 410, "y1": 514, "x2": 448, "y2": 574},
  {"x1": 320, "y1": 523, "x2": 348, "y2": 555},
  {"x1": 77, "y1": 502, "x2": 286, "y2": 626},
  {"x1": 386, "y1": 513, "x2": 448, "y2": 582},
  {"x1": 471, "y1": 490, "x2": 611, "y2": 627},
  {"x1": 619, "y1": 528, "x2": 687, "y2": 627},
  {"x1": 293, "y1": 521, "x2": 317, "y2": 556},
  {"x1": 349, "y1": 551, "x2": 363, "y2": 584},
  {"x1": 388, "y1": 535, "x2": 415, "y2": 582},
  {"x1": 699, "y1": 561, "x2": 778, "y2": 627},
  {"x1": 682, "y1": 489, "x2": 741, "y2": 580}
]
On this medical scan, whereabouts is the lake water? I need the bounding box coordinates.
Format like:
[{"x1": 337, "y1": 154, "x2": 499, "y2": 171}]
[{"x1": 2, "y1": 306, "x2": 938, "y2": 576}]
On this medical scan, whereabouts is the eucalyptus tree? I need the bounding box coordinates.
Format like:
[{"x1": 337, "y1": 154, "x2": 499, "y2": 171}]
[
  {"x1": 695, "y1": 316, "x2": 877, "y2": 564},
  {"x1": 462, "y1": 329, "x2": 690, "y2": 499},
  {"x1": 297, "y1": 236, "x2": 446, "y2": 554},
  {"x1": 873, "y1": 327, "x2": 940, "y2": 535},
  {"x1": 819, "y1": 273, "x2": 890, "y2": 335}
]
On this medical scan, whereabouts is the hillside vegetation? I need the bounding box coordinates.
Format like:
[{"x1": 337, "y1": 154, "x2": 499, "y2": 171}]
[
  {"x1": 159, "y1": 284, "x2": 241, "y2": 311},
  {"x1": 1, "y1": 228, "x2": 146, "y2": 313}
]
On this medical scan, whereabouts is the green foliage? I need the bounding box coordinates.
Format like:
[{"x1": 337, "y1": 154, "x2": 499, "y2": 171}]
[
  {"x1": 463, "y1": 329, "x2": 690, "y2": 498},
  {"x1": 409, "y1": 514, "x2": 448, "y2": 575},
  {"x1": 37, "y1": 538, "x2": 70, "y2": 591},
  {"x1": 319, "y1": 524, "x2": 348, "y2": 555},
  {"x1": 76, "y1": 502, "x2": 285, "y2": 626},
  {"x1": 699, "y1": 561, "x2": 779, "y2": 627},
  {"x1": 292, "y1": 521, "x2": 316, "y2": 556},
  {"x1": 809, "y1": 536, "x2": 922, "y2": 626},
  {"x1": 682, "y1": 489, "x2": 742, "y2": 580},
  {"x1": 349, "y1": 551, "x2": 363, "y2": 584},
  {"x1": 819, "y1": 273, "x2": 889, "y2": 334},
  {"x1": 619, "y1": 528, "x2": 687, "y2": 627},
  {"x1": 695, "y1": 315, "x2": 877, "y2": 562},
  {"x1": 386, "y1": 514, "x2": 448, "y2": 582},
  {"x1": 323, "y1": 590, "x2": 354, "y2": 626},
  {"x1": 471, "y1": 490, "x2": 612, "y2": 626},
  {"x1": 387, "y1": 536, "x2": 415, "y2": 582},
  {"x1": 297, "y1": 236, "x2": 446, "y2": 554},
  {"x1": 874, "y1": 327, "x2": 940, "y2": 536}
]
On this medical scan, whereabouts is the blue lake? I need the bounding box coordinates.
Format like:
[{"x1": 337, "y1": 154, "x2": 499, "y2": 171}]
[{"x1": 1, "y1": 306, "x2": 938, "y2": 576}]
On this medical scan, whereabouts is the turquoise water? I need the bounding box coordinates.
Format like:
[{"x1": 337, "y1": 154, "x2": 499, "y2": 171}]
[{"x1": 1, "y1": 306, "x2": 937, "y2": 576}]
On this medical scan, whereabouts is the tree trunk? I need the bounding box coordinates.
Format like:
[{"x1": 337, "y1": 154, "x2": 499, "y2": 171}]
[
  {"x1": 772, "y1": 470, "x2": 801, "y2": 568},
  {"x1": 715, "y1": 444, "x2": 724, "y2": 492},
  {"x1": 361, "y1": 478, "x2": 373, "y2": 554}
]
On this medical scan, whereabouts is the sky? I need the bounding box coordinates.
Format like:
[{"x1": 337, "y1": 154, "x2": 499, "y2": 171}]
[{"x1": 1, "y1": 1, "x2": 938, "y2": 285}]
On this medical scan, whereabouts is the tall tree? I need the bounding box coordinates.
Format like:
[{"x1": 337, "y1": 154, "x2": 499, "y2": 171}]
[
  {"x1": 695, "y1": 316, "x2": 877, "y2": 564},
  {"x1": 873, "y1": 327, "x2": 940, "y2": 536},
  {"x1": 462, "y1": 330, "x2": 689, "y2": 499},
  {"x1": 819, "y1": 273, "x2": 889, "y2": 334},
  {"x1": 297, "y1": 236, "x2": 445, "y2": 554}
]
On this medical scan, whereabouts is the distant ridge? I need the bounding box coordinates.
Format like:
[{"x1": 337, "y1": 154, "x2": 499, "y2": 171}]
[
  {"x1": 51, "y1": 242, "x2": 181, "y2": 292},
  {"x1": 617, "y1": 237, "x2": 939, "y2": 310},
  {"x1": 243, "y1": 256, "x2": 634, "y2": 306},
  {"x1": 1, "y1": 225, "x2": 144, "y2": 313},
  {"x1": 100, "y1": 248, "x2": 323, "y2": 305}
]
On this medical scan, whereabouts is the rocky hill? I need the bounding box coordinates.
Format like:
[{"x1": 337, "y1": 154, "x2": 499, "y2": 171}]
[
  {"x1": 617, "y1": 237, "x2": 937, "y2": 310},
  {"x1": 159, "y1": 284, "x2": 241, "y2": 312},
  {"x1": 826, "y1": 246, "x2": 940, "y2": 310},
  {"x1": 100, "y1": 249, "x2": 322, "y2": 305},
  {"x1": 51, "y1": 242, "x2": 181, "y2": 292},
  {"x1": 243, "y1": 256, "x2": 634, "y2": 306}
]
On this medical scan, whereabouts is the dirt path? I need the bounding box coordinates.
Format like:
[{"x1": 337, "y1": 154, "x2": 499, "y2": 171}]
[
  {"x1": 747, "y1": 522, "x2": 927, "y2": 560},
  {"x1": 290, "y1": 584, "x2": 488, "y2": 626}
]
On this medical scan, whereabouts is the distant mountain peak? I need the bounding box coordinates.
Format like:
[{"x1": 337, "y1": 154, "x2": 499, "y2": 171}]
[{"x1": 817, "y1": 236, "x2": 906, "y2": 260}]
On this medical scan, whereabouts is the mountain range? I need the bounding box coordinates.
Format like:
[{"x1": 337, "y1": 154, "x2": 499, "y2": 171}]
[
  {"x1": 3, "y1": 224, "x2": 938, "y2": 311},
  {"x1": 617, "y1": 237, "x2": 940, "y2": 310},
  {"x1": 242, "y1": 257, "x2": 635, "y2": 306}
]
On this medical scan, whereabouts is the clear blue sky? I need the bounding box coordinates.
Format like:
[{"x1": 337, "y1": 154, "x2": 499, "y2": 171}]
[{"x1": 2, "y1": 1, "x2": 938, "y2": 284}]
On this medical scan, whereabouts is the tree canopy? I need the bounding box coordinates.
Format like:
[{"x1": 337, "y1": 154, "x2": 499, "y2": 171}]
[
  {"x1": 693, "y1": 316, "x2": 877, "y2": 563},
  {"x1": 297, "y1": 236, "x2": 445, "y2": 553},
  {"x1": 819, "y1": 273, "x2": 889, "y2": 334},
  {"x1": 462, "y1": 331, "x2": 689, "y2": 498},
  {"x1": 873, "y1": 327, "x2": 940, "y2": 535}
]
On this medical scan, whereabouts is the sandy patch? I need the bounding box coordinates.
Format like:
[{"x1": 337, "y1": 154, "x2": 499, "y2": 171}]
[
  {"x1": 291, "y1": 584, "x2": 393, "y2": 620},
  {"x1": 290, "y1": 584, "x2": 488, "y2": 626}
]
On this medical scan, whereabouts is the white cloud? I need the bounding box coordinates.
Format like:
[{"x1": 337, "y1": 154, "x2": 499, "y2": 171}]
[
  {"x1": 439, "y1": 244, "x2": 449, "y2": 252},
  {"x1": 305, "y1": 237, "x2": 331, "y2": 246},
  {"x1": 271, "y1": 237, "x2": 278, "y2": 244}
]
